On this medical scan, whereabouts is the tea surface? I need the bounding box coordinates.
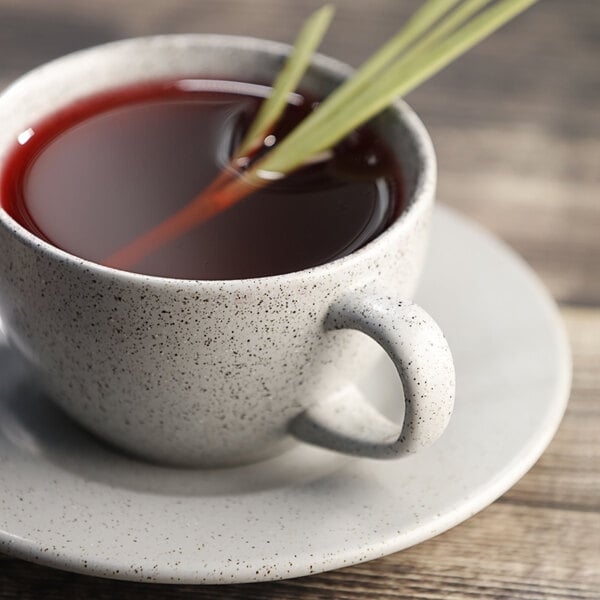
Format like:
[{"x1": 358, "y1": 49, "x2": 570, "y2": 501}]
[{"x1": 1, "y1": 79, "x2": 403, "y2": 279}]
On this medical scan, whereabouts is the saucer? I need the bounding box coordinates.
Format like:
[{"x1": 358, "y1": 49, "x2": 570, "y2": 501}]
[{"x1": 0, "y1": 205, "x2": 571, "y2": 584}]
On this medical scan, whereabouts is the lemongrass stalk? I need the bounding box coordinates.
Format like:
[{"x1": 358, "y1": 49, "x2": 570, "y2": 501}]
[
  {"x1": 405, "y1": 0, "x2": 495, "y2": 54},
  {"x1": 236, "y1": 4, "x2": 334, "y2": 157},
  {"x1": 262, "y1": 0, "x2": 462, "y2": 159},
  {"x1": 269, "y1": 0, "x2": 494, "y2": 171},
  {"x1": 253, "y1": 0, "x2": 539, "y2": 175}
]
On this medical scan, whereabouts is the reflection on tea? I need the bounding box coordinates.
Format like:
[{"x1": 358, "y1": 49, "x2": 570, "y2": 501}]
[{"x1": 2, "y1": 79, "x2": 403, "y2": 279}]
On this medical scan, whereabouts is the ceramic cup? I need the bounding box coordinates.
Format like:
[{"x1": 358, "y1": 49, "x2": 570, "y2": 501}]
[{"x1": 0, "y1": 35, "x2": 455, "y2": 467}]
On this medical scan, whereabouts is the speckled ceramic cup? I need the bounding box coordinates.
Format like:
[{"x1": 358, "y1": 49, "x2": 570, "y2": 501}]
[{"x1": 0, "y1": 35, "x2": 455, "y2": 467}]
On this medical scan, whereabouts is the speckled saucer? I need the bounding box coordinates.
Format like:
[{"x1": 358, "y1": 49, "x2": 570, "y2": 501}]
[{"x1": 0, "y1": 206, "x2": 570, "y2": 584}]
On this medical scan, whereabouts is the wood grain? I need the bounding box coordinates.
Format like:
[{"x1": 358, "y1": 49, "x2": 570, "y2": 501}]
[{"x1": 0, "y1": 0, "x2": 598, "y2": 598}]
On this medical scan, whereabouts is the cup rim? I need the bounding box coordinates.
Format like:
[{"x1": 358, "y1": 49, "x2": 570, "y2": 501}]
[{"x1": 0, "y1": 33, "x2": 436, "y2": 289}]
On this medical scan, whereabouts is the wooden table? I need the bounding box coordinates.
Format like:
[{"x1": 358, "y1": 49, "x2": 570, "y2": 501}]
[{"x1": 1, "y1": 1, "x2": 598, "y2": 597}]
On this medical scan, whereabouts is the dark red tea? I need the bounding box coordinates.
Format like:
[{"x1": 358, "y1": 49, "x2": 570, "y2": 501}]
[{"x1": 1, "y1": 79, "x2": 403, "y2": 280}]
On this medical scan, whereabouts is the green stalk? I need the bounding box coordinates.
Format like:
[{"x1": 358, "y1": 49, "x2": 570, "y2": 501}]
[
  {"x1": 260, "y1": 0, "x2": 462, "y2": 161},
  {"x1": 405, "y1": 0, "x2": 495, "y2": 54},
  {"x1": 254, "y1": 0, "x2": 539, "y2": 175},
  {"x1": 236, "y1": 4, "x2": 334, "y2": 157},
  {"x1": 283, "y1": 0, "x2": 493, "y2": 163}
]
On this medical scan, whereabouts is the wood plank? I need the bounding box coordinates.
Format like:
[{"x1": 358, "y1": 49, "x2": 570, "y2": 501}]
[{"x1": 1, "y1": 503, "x2": 599, "y2": 599}]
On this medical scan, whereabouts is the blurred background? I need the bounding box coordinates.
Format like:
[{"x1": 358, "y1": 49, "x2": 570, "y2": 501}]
[
  {"x1": 0, "y1": 1, "x2": 598, "y2": 598},
  {"x1": 0, "y1": 0, "x2": 597, "y2": 302}
]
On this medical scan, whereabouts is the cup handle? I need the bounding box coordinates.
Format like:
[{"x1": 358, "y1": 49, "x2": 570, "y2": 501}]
[{"x1": 289, "y1": 296, "x2": 455, "y2": 458}]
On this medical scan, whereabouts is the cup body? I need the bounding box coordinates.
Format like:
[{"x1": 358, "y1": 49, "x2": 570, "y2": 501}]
[{"x1": 0, "y1": 35, "x2": 436, "y2": 466}]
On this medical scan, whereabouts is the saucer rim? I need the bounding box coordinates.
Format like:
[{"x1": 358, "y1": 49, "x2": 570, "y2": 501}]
[{"x1": 0, "y1": 205, "x2": 571, "y2": 584}]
